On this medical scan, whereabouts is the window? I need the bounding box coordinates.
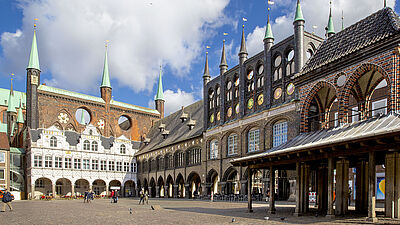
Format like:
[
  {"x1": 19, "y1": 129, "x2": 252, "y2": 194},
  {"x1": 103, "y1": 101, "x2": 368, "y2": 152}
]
[
  {"x1": 91, "y1": 141, "x2": 98, "y2": 151},
  {"x1": 92, "y1": 160, "x2": 99, "y2": 170},
  {"x1": 352, "y1": 106, "x2": 359, "y2": 122},
  {"x1": 65, "y1": 158, "x2": 72, "y2": 169},
  {"x1": 116, "y1": 161, "x2": 122, "y2": 171},
  {"x1": 248, "y1": 128, "x2": 260, "y2": 152},
  {"x1": 109, "y1": 161, "x2": 115, "y2": 171},
  {"x1": 133, "y1": 163, "x2": 137, "y2": 172},
  {"x1": 55, "y1": 157, "x2": 62, "y2": 168},
  {"x1": 83, "y1": 140, "x2": 90, "y2": 151},
  {"x1": 228, "y1": 134, "x2": 238, "y2": 155},
  {"x1": 35, "y1": 179, "x2": 43, "y2": 188},
  {"x1": 44, "y1": 156, "x2": 52, "y2": 168},
  {"x1": 372, "y1": 99, "x2": 387, "y2": 116},
  {"x1": 165, "y1": 155, "x2": 173, "y2": 169},
  {"x1": 124, "y1": 162, "x2": 129, "y2": 172},
  {"x1": 157, "y1": 157, "x2": 164, "y2": 170},
  {"x1": 34, "y1": 155, "x2": 42, "y2": 167},
  {"x1": 83, "y1": 159, "x2": 90, "y2": 170},
  {"x1": 187, "y1": 148, "x2": 201, "y2": 166},
  {"x1": 176, "y1": 152, "x2": 185, "y2": 167},
  {"x1": 74, "y1": 158, "x2": 81, "y2": 169},
  {"x1": 334, "y1": 112, "x2": 339, "y2": 127},
  {"x1": 209, "y1": 139, "x2": 219, "y2": 159},
  {"x1": 100, "y1": 160, "x2": 107, "y2": 171},
  {"x1": 120, "y1": 144, "x2": 126, "y2": 154},
  {"x1": 273, "y1": 121, "x2": 288, "y2": 147},
  {"x1": 0, "y1": 152, "x2": 5, "y2": 163},
  {"x1": 50, "y1": 136, "x2": 57, "y2": 147},
  {"x1": 0, "y1": 169, "x2": 4, "y2": 180}
]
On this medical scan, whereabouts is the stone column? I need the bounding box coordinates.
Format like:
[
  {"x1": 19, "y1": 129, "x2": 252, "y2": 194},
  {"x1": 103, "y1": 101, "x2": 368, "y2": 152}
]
[
  {"x1": 355, "y1": 160, "x2": 368, "y2": 214},
  {"x1": 156, "y1": 186, "x2": 160, "y2": 198},
  {"x1": 71, "y1": 185, "x2": 75, "y2": 197},
  {"x1": 327, "y1": 157, "x2": 335, "y2": 218},
  {"x1": 294, "y1": 162, "x2": 301, "y2": 216},
  {"x1": 31, "y1": 184, "x2": 35, "y2": 200},
  {"x1": 185, "y1": 184, "x2": 190, "y2": 198},
  {"x1": 106, "y1": 185, "x2": 109, "y2": 197},
  {"x1": 335, "y1": 158, "x2": 349, "y2": 215},
  {"x1": 368, "y1": 152, "x2": 377, "y2": 222},
  {"x1": 52, "y1": 184, "x2": 56, "y2": 198},
  {"x1": 385, "y1": 152, "x2": 400, "y2": 218},
  {"x1": 247, "y1": 168, "x2": 253, "y2": 213},
  {"x1": 269, "y1": 166, "x2": 276, "y2": 214},
  {"x1": 173, "y1": 184, "x2": 178, "y2": 198}
]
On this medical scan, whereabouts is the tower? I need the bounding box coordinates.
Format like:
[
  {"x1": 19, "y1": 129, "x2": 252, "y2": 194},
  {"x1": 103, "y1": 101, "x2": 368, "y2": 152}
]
[
  {"x1": 293, "y1": 0, "x2": 305, "y2": 74},
  {"x1": 100, "y1": 43, "x2": 112, "y2": 103},
  {"x1": 264, "y1": 8, "x2": 274, "y2": 109},
  {"x1": 26, "y1": 24, "x2": 41, "y2": 129},
  {"x1": 238, "y1": 25, "x2": 248, "y2": 66},
  {"x1": 326, "y1": 1, "x2": 335, "y2": 38},
  {"x1": 219, "y1": 40, "x2": 228, "y2": 75},
  {"x1": 238, "y1": 25, "x2": 248, "y2": 117},
  {"x1": 155, "y1": 66, "x2": 165, "y2": 119},
  {"x1": 7, "y1": 78, "x2": 17, "y2": 144}
]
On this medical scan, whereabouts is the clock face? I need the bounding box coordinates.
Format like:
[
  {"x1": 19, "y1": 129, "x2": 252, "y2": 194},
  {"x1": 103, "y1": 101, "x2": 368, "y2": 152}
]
[
  {"x1": 216, "y1": 112, "x2": 220, "y2": 121},
  {"x1": 257, "y1": 94, "x2": 264, "y2": 105},
  {"x1": 227, "y1": 107, "x2": 232, "y2": 117},
  {"x1": 286, "y1": 83, "x2": 295, "y2": 95},
  {"x1": 210, "y1": 114, "x2": 214, "y2": 123},
  {"x1": 247, "y1": 98, "x2": 254, "y2": 109},
  {"x1": 235, "y1": 104, "x2": 240, "y2": 114},
  {"x1": 274, "y1": 88, "x2": 282, "y2": 100}
]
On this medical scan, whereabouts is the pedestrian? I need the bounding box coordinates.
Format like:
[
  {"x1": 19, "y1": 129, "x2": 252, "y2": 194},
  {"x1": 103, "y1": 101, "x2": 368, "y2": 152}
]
[
  {"x1": 84, "y1": 190, "x2": 88, "y2": 203},
  {"x1": 211, "y1": 190, "x2": 214, "y2": 202},
  {"x1": 138, "y1": 188, "x2": 144, "y2": 205},
  {"x1": 144, "y1": 190, "x2": 149, "y2": 205},
  {"x1": 1, "y1": 189, "x2": 13, "y2": 212},
  {"x1": 114, "y1": 190, "x2": 119, "y2": 203},
  {"x1": 110, "y1": 190, "x2": 114, "y2": 203},
  {"x1": 87, "y1": 190, "x2": 93, "y2": 203}
]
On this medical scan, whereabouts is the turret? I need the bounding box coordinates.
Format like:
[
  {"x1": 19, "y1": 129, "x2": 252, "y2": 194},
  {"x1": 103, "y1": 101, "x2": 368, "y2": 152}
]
[
  {"x1": 7, "y1": 78, "x2": 17, "y2": 142},
  {"x1": 155, "y1": 66, "x2": 165, "y2": 118},
  {"x1": 238, "y1": 25, "x2": 248, "y2": 66},
  {"x1": 203, "y1": 52, "x2": 211, "y2": 87},
  {"x1": 293, "y1": 0, "x2": 305, "y2": 74},
  {"x1": 326, "y1": 1, "x2": 335, "y2": 38},
  {"x1": 264, "y1": 8, "x2": 274, "y2": 109},
  {"x1": 26, "y1": 24, "x2": 41, "y2": 129},
  {"x1": 100, "y1": 43, "x2": 112, "y2": 103},
  {"x1": 219, "y1": 40, "x2": 228, "y2": 75}
]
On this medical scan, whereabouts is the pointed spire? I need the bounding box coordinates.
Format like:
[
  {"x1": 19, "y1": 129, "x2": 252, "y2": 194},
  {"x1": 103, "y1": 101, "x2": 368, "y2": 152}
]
[
  {"x1": 294, "y1": 0, "x2": 305, "y2": 22},
  {"x1": 80, "y1": 110, "x2": 85, "y2": 125},
  {"x1": 203, "y1": 52, "x2": 210, "y2": 78},
  {"x1": 264, "y1": 8, "x2": 274, "y2": 40},
  {"x1": 100, "y1": 42, "x2": 111, "y2": 88},
  {"x1": 27, "y1": 25, "x2": 40, "y2": 70},
  {"x1": 327, "y1": 1, "x2": 335, "y2": 36},
  {"x1": 239, "y1": 25, "x2": 248, "y2": 55},
  {"x1": 17, "y1": 98, "x2": 24, "y2": 124},
  {"x1": 7, "y1": 77, "x2": 16, "y2": 113},
  {"x1": 155, "y1": 65, "x2": 164, "y2": 101},
  {"x1": 220, "y1": 40, "x2": 227, "y2": 67}
]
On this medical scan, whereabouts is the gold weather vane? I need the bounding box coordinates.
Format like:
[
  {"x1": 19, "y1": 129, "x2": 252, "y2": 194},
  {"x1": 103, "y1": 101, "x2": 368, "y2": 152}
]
[
  {"x1": 34, "y1": 18, "x2": 38, "y2": 30},
  {"x1": 11, "y1": 73, "x2": 14, "y2": 80},
  {"x1": 105, "y1": 40, "x2": 110, "y2": 48}
]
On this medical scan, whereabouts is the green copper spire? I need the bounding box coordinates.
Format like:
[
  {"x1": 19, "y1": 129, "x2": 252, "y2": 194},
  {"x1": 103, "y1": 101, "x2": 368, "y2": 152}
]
[
  {"x1": 294, "y1": 0, "x2": 305, "y2": 22},
  {"x1": 17, "y1": 98, "x2": 24, "y2": 124},
  {"x1": 100, "y1": 44, "x2": 111, "y2": 88},
  {"x1": 155, "y1": 66, "x2": 164, "y2": 100},
  {"x1": 7, "y1": 78, "x2": 16, "y2": 113},
  {"x1": 80, "y1": 110, "x2": 85, "y2": 125},
  {"x1": 264, "y1": 9, "x2": 274, "y2": 40},
  {"x1": 27, "y1": 29, "x2": 40, "y2": 70},
  {"x1": 327, "y1": 1, "x2": 335, "y2": 36}
]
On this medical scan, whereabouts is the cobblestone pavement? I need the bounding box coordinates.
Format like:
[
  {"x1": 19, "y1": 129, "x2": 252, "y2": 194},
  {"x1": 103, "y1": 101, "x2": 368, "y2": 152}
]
[{"x1": 1, "y1": 198, "x2": 399, "y2": 225}]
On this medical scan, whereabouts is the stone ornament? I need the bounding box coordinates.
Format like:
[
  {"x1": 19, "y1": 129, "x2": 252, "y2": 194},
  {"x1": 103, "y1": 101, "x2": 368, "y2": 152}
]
[
  {"x1": 97, "y1": 119, "x2": 105, "y2": 130},
  {"x1": 58, "y1": 113, "x2": 69, "y2": 124}
]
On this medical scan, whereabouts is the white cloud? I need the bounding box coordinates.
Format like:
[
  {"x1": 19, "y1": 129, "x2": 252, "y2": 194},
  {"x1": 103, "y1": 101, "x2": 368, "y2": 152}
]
[
  {"x1": 0, "y1": 0, "x2": 231, "y2": 94},
  {"x1": 148, "y1": 89, "x2": 196, "y2": 116}
]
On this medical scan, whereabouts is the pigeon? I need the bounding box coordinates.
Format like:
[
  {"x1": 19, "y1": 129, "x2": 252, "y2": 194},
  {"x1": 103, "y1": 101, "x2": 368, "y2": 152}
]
[
  {"x1": 129, "y1": 208, "x2": 132, "y2": 214},
  {"x1": 151, "y1": 205, "x2": 155, "y2": 210},
  {"x1": 231, "y1": 218, "x2": 236, "y2": 222}
]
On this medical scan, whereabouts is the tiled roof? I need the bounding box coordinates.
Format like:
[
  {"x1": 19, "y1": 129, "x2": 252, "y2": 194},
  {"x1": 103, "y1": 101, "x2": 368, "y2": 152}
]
[
  {"x1": 110, "y1": 100, "x2": 159, "y2": 115},
  {"x1": 231, "y1": 113, "x2": 400, "y2": 164},
  {"x1": 136, "y1": 100, "x2": 204, "y2": 155},
  {"x1": 0, "y1": 88, "x2": 26, "y2": 109},
  {"x1": 299, "y1": 7, "x2": 400, "y2": 76}
]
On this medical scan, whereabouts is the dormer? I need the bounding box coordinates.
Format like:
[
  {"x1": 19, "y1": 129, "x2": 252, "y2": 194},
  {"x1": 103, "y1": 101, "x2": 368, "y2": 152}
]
[
  {"x1": 159, "y1": 123, "x2": 166, "y2": 132},
  {"x1": 180, "y1": 106, "x2": 188, "y2": 122},
  {"x1": 187, "y1": 119, "x2": 196, "y2": 130},
  {"x1": 143, "y1": 138, "x2": 151, "y2": 145},
  {"x1": 161, "y1": 130, "x2": 170, "y2": 139}
]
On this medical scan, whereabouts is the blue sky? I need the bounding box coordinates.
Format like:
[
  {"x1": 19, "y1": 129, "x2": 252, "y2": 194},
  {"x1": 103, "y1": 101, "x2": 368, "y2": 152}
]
[{"x1": 0, "y1": 0, "x2": 398, "y2": 116}]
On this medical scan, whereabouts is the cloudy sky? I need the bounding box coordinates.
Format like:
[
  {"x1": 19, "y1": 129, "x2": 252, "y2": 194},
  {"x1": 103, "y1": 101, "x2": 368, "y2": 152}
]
[{"x1": 0, "y1": 0, "x2": 398, "y2": 116}]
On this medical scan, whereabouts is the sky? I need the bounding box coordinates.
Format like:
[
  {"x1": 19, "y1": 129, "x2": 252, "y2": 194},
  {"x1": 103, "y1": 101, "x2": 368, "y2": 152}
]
[{"x1": 0, "y1": 0, "x2": 398, "y2": 116}]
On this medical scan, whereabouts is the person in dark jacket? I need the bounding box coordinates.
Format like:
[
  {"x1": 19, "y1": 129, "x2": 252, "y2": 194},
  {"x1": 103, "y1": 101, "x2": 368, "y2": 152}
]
[
  {"x1": 139, "y1": 188, "x2": 145, "y2": 205},
  {"x1": 1, "y1": 189, "x2": 13, "y2": 212},
  {"x1": 114, "y1": 190, "x2": 119, "y2": 203}
]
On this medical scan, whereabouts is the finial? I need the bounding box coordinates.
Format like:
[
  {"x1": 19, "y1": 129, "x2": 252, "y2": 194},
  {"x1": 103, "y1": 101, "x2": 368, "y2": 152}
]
[
  {"x1": 105, "y1": 40, "x2": 109, "y2": 48},
  {"x1": 11, "y1": 73, "x2": 14, "y2": 80},
  {"x1": 33, "y1": 18, "x2": 38, "y2": 30}
]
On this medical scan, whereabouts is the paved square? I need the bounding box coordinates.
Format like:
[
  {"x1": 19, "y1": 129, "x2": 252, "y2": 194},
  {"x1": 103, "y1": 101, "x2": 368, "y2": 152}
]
[{"x1": 1, "y1": 199, "x2": 400, "y2": 225}]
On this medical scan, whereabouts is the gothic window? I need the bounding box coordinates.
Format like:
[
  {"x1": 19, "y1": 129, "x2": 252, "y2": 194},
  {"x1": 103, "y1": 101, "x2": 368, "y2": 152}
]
[
  {"x1": 227, "y1": 134, "x2": 238, "y2": 156},
  {"x1": 50, "y1": 136, "x2": 57, "y2": 147},
  {"x1": 187, "y1": 148, "x2": 201, "y2": 166},
  {"x1": 273, "y1": 121, "x2": 288, "y2": 147},
  {"x1": 157, "y1": 157, "x2": 164, "y2": 171},
  {"x1": 34, "y1": 155, "x2": 42, "y2": 167},
  {"x1": 165, "y1": 154, "x2": 173, "y2": 169},
  {"x1": 256, "y1": 77, "x2": 264, "y2": 89},
  {"x1": 246, "y1": 69, "x2": 254, "y2": 92},
  {"x1": 273, "y1": 55, "x2": 282, "y2": 81},
  {"x1": 120, "y1": 144, "x2": 126, "y2": 154},
  {"x1": 226, "y1": 81, "x2": 232, "y2": 102},
  {"x1": 91, "y1": 141, "x2": 98, "y2": 151},
  {"x1": 248, "y1": 128, "x2": 260, "y2": 152},
  {"x1": 209, "y1": 139, "x2": 219, "y2": 159},
  {"x1": 44, "y1": 155, "x2": 52, "y2": 168},
  {"x1": 209, "y1": 89, "x2": 215, "y2": 109},
  {"x1": 216, "y1": 86, "x2": 221, "y2": 107},
  {"x1": 286, "y1": 49, "x2": 295, "y2": 76},
  {"x1": 176, "y1": 152, "x2": 185, "y2": 168}
]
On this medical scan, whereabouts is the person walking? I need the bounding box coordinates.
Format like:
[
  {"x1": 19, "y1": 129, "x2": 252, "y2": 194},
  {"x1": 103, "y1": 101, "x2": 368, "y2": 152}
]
[
  {"x1": 114, "y1": 190, "x2": 119, "y2": 203},
  {"x1": 1, "y1": 189, "x2": 13, "y2": 212},
  {"x1": 84, "y1": 190, "x2": 88, "y2": 203},
  {"x1": 110, "y1": 190, "x2": 115, "y2": 203},
  {"x1": 144, "y1": 190, "x2": 149, "y2": 205},
  {"x1": 138, "y1": 188, "x2": 144, "y2": 205}
]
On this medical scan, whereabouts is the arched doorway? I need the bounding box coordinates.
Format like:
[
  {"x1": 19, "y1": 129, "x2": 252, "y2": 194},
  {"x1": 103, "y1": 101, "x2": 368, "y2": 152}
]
[
  {"x1": 55, "y1": 178, "x2": 72, "y2": 197},
  {"x1": 158, "y1": 176, "x2": 165, "y2": 198},
  {"x1": 124, "y1": 180, "x2": 136, "y2": 197},
  {"x1": 187, "y1": 172, "x2": 201, "y2": 198},
  {"x1": 223, "y1": 167, "x2": 240, "y2": 195},
  {"x1": 207, "y1": 169, "x2": 219, "y2": 195},
  {"x1": 149, "y1": 177, "x2": 156, "y2": 198},
  {"x1": 34, "y1": 177, "x2": 52, "y2": 198},
  {"x1": 109, "y1": 180, "x2": 122, "y2": 194},
  {"x1": 93, "y1": 179, "x2": 106, "y2": 196},
  {"x1": 166, "y1": 175, "x2": 174, "y2": 198},
  {"x1": 75, "y1": 179, "x2": 89, "y2": 197},
  {"x1": 176, "y1": 173, "x2": 185, "y2": 198}
]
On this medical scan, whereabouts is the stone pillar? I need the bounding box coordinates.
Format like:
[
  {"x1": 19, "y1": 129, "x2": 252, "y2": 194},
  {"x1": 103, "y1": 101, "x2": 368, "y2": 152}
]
[
  {"x1": 185, "y1": 184, "x2": 190, "y2": 198},
  {"x1": 220, "y1": 182, "x2": 226, "y2": 195},
  {"x1": 355, "y1": 160, "x2": 368, "y2": 214},
  {"x1": 385, "y1": 152, "x2": 400, "y2": 218},
  {"x1": 156, "y1": 186, "x2": 160, "y2": 198},
  {"x1": 247, "y1": 168, "x2": 253, "y2": 213},
  {"x1": 71, "y1": 185, "x2": 75, "y2": 197},
  {"x1": 335, "y1": 158, "x2": 349, "y2": 215},
  {"x1": 269, "y1": 166, "x2": 276, "y2": 214},
  {"x1": 368, "y1": 152, "x2": 377, "y2": 222},
  {"x1": 294, "y1": 162, "x2": 301, "y2": 216},
  {"x1": 89, "y1": 185, "x2": 93, "y2": 192},
  {"x1": 327, "y1": 157, "x2": 335, "y2": 218},
  {"x1": 31, "y1": 184, "x2": 35, "y2": 200},
  {"x1": 52, "y1": 184, "x2": 56, "y2": 198},
  {"x1": 173, "y1": 184, "x2": 178, "y2": 198},
  {"x1": 106, "y1": 185, "x2": 109, "y2": 197}
]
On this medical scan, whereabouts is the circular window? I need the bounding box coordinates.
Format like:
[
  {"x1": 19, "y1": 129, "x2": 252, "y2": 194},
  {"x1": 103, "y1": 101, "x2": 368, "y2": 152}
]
[
  {"x1": 247, "y1": 70, "x2": 254, "y2": 80},
  {"x1": 274, "y1": 88, "x2": 282, "y2": 100},
  {"x1": 258, "y1": 64, "x2": 264, "y2": 75},
  {"x1": 118, "y1": 115, "x2": 131, "y2": 130},
  {"x1": 227, "y1": 108, "x2": 232, "y2": 117},
  {"x1": 226, "y1": 81, "x2": 232, "y2": 90},
  {"x1": 247, "y1": 98, "x2": 254, "y2": 109},
  {"x1": 287, "y1": 50, "x2": 294, "y2": 61},
  {"x1": 274, "y1": 55, "x2": 281, "y2": 67},
  {"x1": 75, "y1": 108, "x2": 91, "y2": 125},
  {"x1": 336, "y1": 75, "x2": 346, "y2": 87},
  {"x1": 287, "y1": 83, "x2": 295, "y2": 95}
]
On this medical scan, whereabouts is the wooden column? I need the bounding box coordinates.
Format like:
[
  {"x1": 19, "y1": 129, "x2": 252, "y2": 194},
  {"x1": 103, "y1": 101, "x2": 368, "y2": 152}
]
[
  {"x1": 356, "y1": 160, "x2": 368, "y2": 214},
  {"x1": 269, "y1": 166, "x2": 276, "y2": 214},
  {"x1": 302, "y1": 164, "x2": 310, "y2": 213},
  {"x1": 367, "y1": 152, "x2": 377, "y2": 222},
  {"x1": 294, "y1": 162, "x2": 301, "y2": 216},
  {"x1": 247, "y1": 167, "x2": 253, "y2": 212},
  {"x1": 326, "y1": 157, "x2": 335, "y2": 218},
  {"x1": 317, "y1": 165, "x2": 328, "y2": 214},
  {"x1": 335, "y1": 158, "x2": 349, "y2": 215}
]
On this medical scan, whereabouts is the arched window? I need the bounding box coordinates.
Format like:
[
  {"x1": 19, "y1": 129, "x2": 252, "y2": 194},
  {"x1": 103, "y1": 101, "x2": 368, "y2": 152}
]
[
  {"x1": 50, "y1": 136, "x2": 57, "y2": 147},
  {"x1": 226, "y1": 81, "x2": 232, "y2": 102},
  {"x1": 228, "y1": 134, "x2": 238, "y2": 155},
  {"x1": 248, "y1": 128, "x2": 260, "y2": 152},
  {"x1": 273, "y1": 55, "x2": 282, "y2": 81},
  {"x1": 210, "y1": 139, "x2": 219, "y2": 159},
  {"x1": 187, "y1": 148, "x2": 201, "y2": 166},
  {"x1": 216, "y1": 86, "x2": 220, "y2": 107},
  {"x1": 273, "y1": 121, "x2": 288, "y2": 147},
  {"x1": 209, "y1": 89, "x2": 214, "y2": 109},
  {"x1": 120, "y1": 144, "x2": 126, "y2": 154},
  {"x1": 91, "y1": 141, "x2": 98, "y2": 151},
  {"x1": 286, "y1": 49, "x2": 295, "y2": 76},
  {"x1": 175, "y1": 152, "x2": 185, "y2": 168},
  {"x1": 83, "y1": 140, "x2": 90, "y2": 151}
]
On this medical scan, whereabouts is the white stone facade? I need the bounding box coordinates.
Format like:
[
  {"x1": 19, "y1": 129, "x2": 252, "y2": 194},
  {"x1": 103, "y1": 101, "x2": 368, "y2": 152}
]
[{"x1": 26, "y1": 125, "x2": 137, "y2": 199}]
